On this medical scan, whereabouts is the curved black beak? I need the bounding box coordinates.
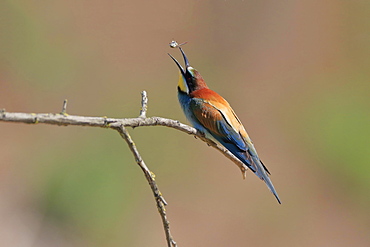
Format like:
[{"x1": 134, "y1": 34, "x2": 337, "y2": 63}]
[
  {"x1": 179, "y1": 47, "x2": 190, "y2": 67},
  {"x1": 168, "y1": 53, "x2": 185, "y2": 78},
  {"x1": 168, "y1": 47, "x2": 190, "y2": 78}
]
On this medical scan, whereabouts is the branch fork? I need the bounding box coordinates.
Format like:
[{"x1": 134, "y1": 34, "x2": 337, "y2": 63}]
[{"x1": 0, "y1": 91, "x2": 248, "y2": 247}]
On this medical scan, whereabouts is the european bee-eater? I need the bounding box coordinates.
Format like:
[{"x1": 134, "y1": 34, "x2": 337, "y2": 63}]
[{"x1": 169, "y1": 47, "x2": 281, "y2": 204}]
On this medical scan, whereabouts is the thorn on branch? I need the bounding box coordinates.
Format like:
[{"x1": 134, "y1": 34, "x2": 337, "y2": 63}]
[
  {"x1": 158, "y1": 191, "x2": 168, "y2": 206},
  {"x1": 28, "y1": 113, "x2": 39, "y2": 124},
  {"x1": 61, "y1": 99, "x2": 68, "y2": 115},
  {"x1": 241, "y1": 168, "x2": 247, "y2": 180},
  {"x1": 139, "y1": 91, "x2": 148, "y2": 118},
  {"x1": 171, "y1": 239, "x2": 177, "y2": 247},
  {"x1": 103, "y1": 116, "x2": 110, "y2": 128}
]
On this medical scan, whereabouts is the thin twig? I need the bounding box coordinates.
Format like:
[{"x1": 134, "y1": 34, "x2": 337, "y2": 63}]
[
  {"x1": 115, "y1": 125, "x2": 176, "y2": 247},
  {"x1": 61, "y1": 99, "x2": 68, "y2": 115},
  {"x1": 139, "y1": 91, "x2": 148, "y2": 118}
]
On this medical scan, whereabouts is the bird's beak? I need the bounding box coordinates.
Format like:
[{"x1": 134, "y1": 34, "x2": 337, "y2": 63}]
[
  {"x1": 168, "y1": 47, "x2": 190, "y2": 78},
  {"x1": 179, "y1": 47, "x2": 190, "y2": 67},
  {"x1": 168, "y1": 53, "x2": 185, "y2": 78}
]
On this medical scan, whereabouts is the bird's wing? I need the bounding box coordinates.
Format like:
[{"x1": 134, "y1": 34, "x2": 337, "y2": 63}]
[
  {"x1": 206, "y1": 98, "x2": 272, "y2": 176},
  {"x1": 190, "y1": 91, "x2": 279, "y2": 203},
  {"x1": 190, "y1": 97, "x2": 248, "y2": 152}
]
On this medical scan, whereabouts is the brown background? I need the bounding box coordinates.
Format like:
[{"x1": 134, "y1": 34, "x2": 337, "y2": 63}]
[{"x1": 0, "y1": 1, "x2": 369, "y2": 246}]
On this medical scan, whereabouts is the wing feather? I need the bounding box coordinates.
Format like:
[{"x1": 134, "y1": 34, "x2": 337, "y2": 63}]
[{"x1": 190, "y1": 98, "x2": 247, "y2": 152}]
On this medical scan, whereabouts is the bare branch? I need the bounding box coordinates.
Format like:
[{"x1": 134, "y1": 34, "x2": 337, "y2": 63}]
[
  {"x1": 115, "y1": 125, "x2": 176, "y2": 247},
  {"x1": 0, "y1": 112, "x2": 247, "y2": 175},
  {"x1": 0, "y1": 93, "x2": 248, "y2": 246},
  {"x1": 0, "y1": 111, "x2": 247, "y2": 174}
]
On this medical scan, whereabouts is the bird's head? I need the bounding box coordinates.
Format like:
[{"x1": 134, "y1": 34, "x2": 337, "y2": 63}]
[{"x1": 168, "y1": 47, "x2": 207, "y2": 94}]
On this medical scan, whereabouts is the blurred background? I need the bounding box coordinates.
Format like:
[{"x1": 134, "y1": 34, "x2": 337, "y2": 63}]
[{"x1": 0, "y1": 0, "x2": 369, "y2": 246}]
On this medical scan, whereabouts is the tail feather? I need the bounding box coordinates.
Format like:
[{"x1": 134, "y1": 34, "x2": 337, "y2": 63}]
[
  {"x1": 252, "y1": 156, "x2": 281, "y2": 204},
  {"x1": 213, "y1": 138, "x2": 281, "y2": 203},
  {"x1": 259, "y1": 159, "x2": 271, "y2": 175}
]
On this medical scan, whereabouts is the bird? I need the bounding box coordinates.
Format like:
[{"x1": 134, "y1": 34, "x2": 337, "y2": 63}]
[{"x1": 168, "y1": 46, "x2": 281, "y2": 204}]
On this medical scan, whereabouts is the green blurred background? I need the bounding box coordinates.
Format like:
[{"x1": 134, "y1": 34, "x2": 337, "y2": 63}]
[{"x1": 0, "y1": 0, "x2": 369, "y2": 246}]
